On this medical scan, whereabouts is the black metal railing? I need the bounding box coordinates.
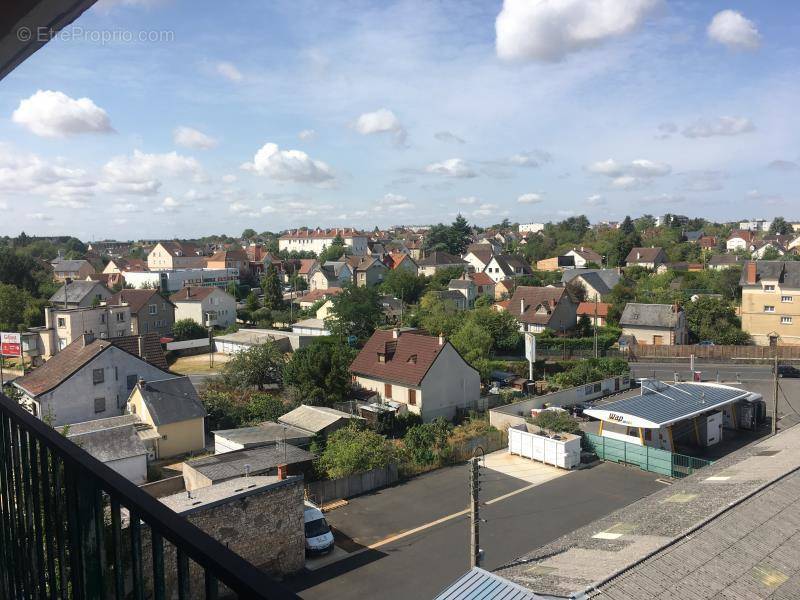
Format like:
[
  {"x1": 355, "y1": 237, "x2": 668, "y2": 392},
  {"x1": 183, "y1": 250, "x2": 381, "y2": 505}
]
[{"x1": 0, "y1": 393, "x2": 299, "y2": 599}]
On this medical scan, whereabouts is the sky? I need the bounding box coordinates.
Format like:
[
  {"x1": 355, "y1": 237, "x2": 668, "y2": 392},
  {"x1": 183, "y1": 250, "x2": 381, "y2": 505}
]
[{"x1": 1, "y1": 0, "x2": 799, "y2": 240}]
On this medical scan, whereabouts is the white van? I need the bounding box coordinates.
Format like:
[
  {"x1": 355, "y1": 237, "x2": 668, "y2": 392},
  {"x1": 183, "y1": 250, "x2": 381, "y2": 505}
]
[{"x1": 304, "y1": 501, "x2": 334, "y2": 555}]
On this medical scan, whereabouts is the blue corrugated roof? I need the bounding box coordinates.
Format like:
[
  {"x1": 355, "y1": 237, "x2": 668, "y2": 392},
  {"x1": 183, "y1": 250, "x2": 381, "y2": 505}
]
[
  {"x1": 589, "y1": 380, "x2": 749, "y2": 427},
  {"x1": 434, "y1": 567, "x2": 542, "y2": 600}
]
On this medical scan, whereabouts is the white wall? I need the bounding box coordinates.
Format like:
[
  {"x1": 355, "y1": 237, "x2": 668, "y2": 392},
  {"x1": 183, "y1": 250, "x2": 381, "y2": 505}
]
[
  {"x1": 109, "y1": 454, "x2": 148, "y2": 485},
  {"x1": 419, "y1": 343, "x2": 480, "y2": 421}
]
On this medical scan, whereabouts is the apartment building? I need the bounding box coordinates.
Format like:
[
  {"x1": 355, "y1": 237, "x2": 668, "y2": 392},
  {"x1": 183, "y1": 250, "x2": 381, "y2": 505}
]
[
  {"x1": 169, "y1": 287, "x2": 237, "y2": 329},
  {"x1": 32, "y1": 304, "x2": 132, "y2": 358},
  {"x1": 278, "y1": 228, "x2": 369, "y2": 256},
  {"x1": 108, "y1": 289, "x2": 176, "y2": 336},
  {"x1": 146, "y1": 241, "x2": 206, "y2": 270},
  {"x1": 740, "y1": 261, "x2": 800, "y2": 346}
]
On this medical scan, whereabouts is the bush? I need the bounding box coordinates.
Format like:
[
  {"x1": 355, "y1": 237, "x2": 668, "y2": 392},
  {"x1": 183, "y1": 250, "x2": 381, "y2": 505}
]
[
  {"x1": 530, "y1": 410, "x2": 581, "y2": 434},
  {"x1": 551, "y1": 358, "x2": 629, "y2": 389},
  {"x1": 172, "y1": 318, "x2": 207, "y2": 341},
  {"x1": 320, "y1": 424, "x2": 395, "y2": 479},
  {"x1": 402, "y1": 418, "x2": 452, "y2": 466}
]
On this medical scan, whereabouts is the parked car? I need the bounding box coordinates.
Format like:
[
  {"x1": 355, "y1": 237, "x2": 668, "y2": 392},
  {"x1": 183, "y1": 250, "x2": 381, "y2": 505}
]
[
  {"x1": 697, "y1": 340, "x2": 715, "y2": 347},
  {"x1": 777, "y1": 365, "x2": 800, "y2": 378},
  {"x1": 304, "y1": 501, "x2": 334, "y2": 555}
]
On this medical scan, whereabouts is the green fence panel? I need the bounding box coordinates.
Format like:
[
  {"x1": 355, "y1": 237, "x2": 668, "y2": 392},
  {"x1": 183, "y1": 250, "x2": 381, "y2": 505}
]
[{"x1": 584, "y1": 433, "x2": 711, "y2": 479}]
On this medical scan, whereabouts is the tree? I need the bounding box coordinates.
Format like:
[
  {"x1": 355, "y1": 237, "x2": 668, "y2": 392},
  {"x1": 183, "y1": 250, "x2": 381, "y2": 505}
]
[
  {"x1": 327, "y1": 284, "x2": 383, "y2": 340},
  {"x1": 318, "y1": 234, "x2": 347, "y2": 263},
  {"x1": 0, "y1": 284, "x2": 33, "y2": 331},
  {"x1": 222, "y1": 341, "x2": 286, "y2": 390},
  {"x1": 417, "y1": 292, "x2": 461, "y2": 338},
  {"x1": 530, "y1": 411, "x2": 580, "y2": 434},
  {"x1": 577, "y1": 314, "x2": 593, "y2": 337},
  {"x1": 320, "y1": 424, "x2": 394, "y2": 479},
  {"x1": 769, "y1": 217, "x2": 793, "y2": 235},
  {"x1": 552, "y1": 358, "x2": 629, "y2": 388},
  {"x1": 172, "y1": 318, "x2": 207, "y2": 341},
  {"x1": 245, "y1": 291, "x2": 261, "y2": 312},
  {"x1": 260, "y1": 263, "x2": 284, "y2": 310},
  {"x1": 468, "y1": 307, "x2": 521, "y2": 353},
  {"x1": 451, "y1": 320, "x2": 493, "y2": 364},
  {"x1": 683, "y1": 296, "x2": 750, "y2": 344},
  {"x1": 283, "y1": 340, "x2": 357, "y2": 406},
  {"x1": 381, "y1": 269, "x2": 426, "y2": 304},
  {"x1": 423, "y1": 215, "x2": 472, "y2": 255},
  {"x1": 241, "y1": 228, "x2": 257, "y2": 240},
  {"x1": 403, "y1": 418, "x2": 452, "y2": 465}
]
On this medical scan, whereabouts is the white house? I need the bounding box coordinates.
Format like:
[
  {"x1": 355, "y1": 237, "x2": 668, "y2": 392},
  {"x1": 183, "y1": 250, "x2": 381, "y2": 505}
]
[
  {"x1": 169, "y1": 287, "x2": 237, "y2": 329},
  {"x1": 278, "y1": 228, "x2": 369, "y2": 255},
  {"x1": 519, "y1": 223, "x2": 545, "y2": 234},
  {"x1": 350, "y1": 329, "x2": 480, "y2": 421}
]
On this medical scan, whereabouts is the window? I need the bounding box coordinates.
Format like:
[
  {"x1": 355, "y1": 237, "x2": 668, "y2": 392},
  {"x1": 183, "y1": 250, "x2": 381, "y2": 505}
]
[
  {"x1": 127, "y1": 374, "x2": 138, "y2": 390},
  {"x1": 148, "y1": 304, "x2": 158, "y2": 315},
  {"x1": 94, "y1": 397, "x2": 106, "y2": 413},
  {"x1": 764, "y1": 306, "x2": 775, "y2": 313},
  {"x1": 92, "y1": 368, "x2": 104, "y2": 384},
  {"x1": 409, "y1": 389, "x2": 417, "y2": 406},
  {"x1": 384, "y1": 383, "x2": 392, "y2": 399},
  {"x1": 764, "y1": 285, "x2": 776, "y2": 292},
  {"x1": 782, "y1": 296, "x2": 793, "y2": 303},
  {"x1": 101, "y1": 313, "x2": 106, "y2": 324},
  {"x1": 781, "y1": 316, "x2": 793, "y2": 325},
  {"x1": 57, "y1": 317, "x2": 66, "y2": 328}
]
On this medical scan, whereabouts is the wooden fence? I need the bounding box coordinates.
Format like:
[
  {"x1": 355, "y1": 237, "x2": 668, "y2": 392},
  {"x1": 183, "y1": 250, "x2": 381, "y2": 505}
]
[
  {"x1": 634, "y1": 344, "x2": 800, "y2": 361},
  {"x1": 305, "y1": 464, "x2": 399, "y2": 505}
]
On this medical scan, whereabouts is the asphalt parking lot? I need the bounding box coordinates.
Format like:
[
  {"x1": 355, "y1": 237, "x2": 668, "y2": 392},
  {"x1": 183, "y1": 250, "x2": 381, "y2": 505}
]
[{"x1": 289, "y1": 459, "x2": 663, "y2": 600}]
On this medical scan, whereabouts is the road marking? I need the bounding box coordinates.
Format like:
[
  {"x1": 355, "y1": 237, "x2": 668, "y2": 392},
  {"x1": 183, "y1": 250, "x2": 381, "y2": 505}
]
[
  {"x1": 592, "y1": 532, "x2": 622, "y2": 540},
  {"x1": 485, "y1": 482, "x2": 539, "y2": 505}
]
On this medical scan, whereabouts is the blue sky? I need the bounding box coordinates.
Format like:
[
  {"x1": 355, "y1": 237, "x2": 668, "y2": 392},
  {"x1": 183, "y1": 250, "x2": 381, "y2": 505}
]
[{"x1": 1, "y1": 0, "x2": 799, "y2": 240}]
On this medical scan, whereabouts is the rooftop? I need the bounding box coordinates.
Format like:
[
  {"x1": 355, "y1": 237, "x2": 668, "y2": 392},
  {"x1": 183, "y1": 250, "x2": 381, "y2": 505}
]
[
  {"x1": 160, "y1": 476, "x2": 296, "y2": 515},
  {"x1": 619, "y1": 302, "x2": 680, "y2": 328},
  {"x1": 49, "y1": 280, "x2": 110, "y2": 305},
  {"x1": 60, "y1": 417, "x2": 147, "y2": 463},
  {"x1": 108, "y1": 289, "x2": 173, "y2": 313},
  {"x1": 213, "y1": 422, "x2": 311, "y2": 447},
  {"x1": 184, "y1": 443, "x2": 313, "y2": 481},
  {"x1": 278, "y1": 404, "x2": 355, "y2": 434},
  {"x1": 135, "y1": 376, "x2": 206, "y2": 426}
]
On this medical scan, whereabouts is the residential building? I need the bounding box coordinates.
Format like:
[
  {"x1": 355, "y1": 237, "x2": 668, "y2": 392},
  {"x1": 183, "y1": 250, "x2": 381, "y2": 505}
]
[
  {"x1": 430, "y1": 289, "x2": 468, "y2": 310},
  {"x1": 51, "y1": 258, "x2": 95, "y2": 282},
  {"x1": 504, "y1": 287, "x2": 578, "y2": 334},
  {"x1": 378, "y1": 295, "x2": 404, "y2": 322},
  {"x1": 740, "y1": 261, "x2": 800, "y2": 346},
  {"x1": 346, "y1": 255, "x2": 389, "y2": 287},
  {"x1": 278, "y1": 405, "x2": 356, "y2": 437},
  {"x1": 127, "y1": 376, "x2": 207, "y2": 459},
  {"x1": 13, "y1": 333, "x2": 172, "y2": 427},
  {"x1": 213, "y1": 423, "x2": 312, "y2": 454},
  {"x1": 384, "y1": 252, "x2": 418, "y2": 275},
  {"x1": 297, "y1": 287, "x2": 342, "y2": 309},
  {"x1": 561, "y1": 269, "x2": 621, "y2": 301},
  {"x1": 624, "y1": 247, "x2": 668, "y2": 269},
  {"x1": 683, "y1": 230, "x2": 704, "y2": 243},
  {"x1": 448, "y1": 279, "x2": 477, "y2": 307},
  {"x1": 518, "y1": 222, "x2": 545, "y2": 234},
  {"x1": 619, "y1": 303, "x2": 688, "y2": 345},
  {"x1": 739, "y1": 219, "x2": 772, "y2": 232},
  {"x1": 416, "y1": 251, "x2": 468, "y2": 277},
  {"x1": 103, "y1": 257, "x2": 148, "y2": 274},
  {"x1": 494, "y1": 278, "x2": 516, "y2": 300},
  {"x1": 699, "y1": 235, "x2": 718, "y2": 250},
  {"x1": 576, "y1": 301, "x2": 610, "y2": 327},
  {"x1": 291, "y1": 318, "x2": 331, "y2": 336},
  {"x1": 296, "y1": 258, "x2": 318, "y2": 282},
  {"x1": 33, "y1": 303, "x2": 132, "y2": 357},
  {"x1": 751, "y1": 241, "x2": 786, "y2": 259},
  {"x1": 147, "y1": 241, "x2": 206, "y2": 270},
  {"x1": 564, "y1": 247, "x2": 603, "y2": 268},
  {"x1": 123, "y1": 267, "x2": 239, "y2": 293},
  {"x1": 462, "y1": 245, "x2": 495, "y2": 273},
  {"x1": 309, "y1": 261, "x2": 353, "y2": 290},
  {"x1": 708, "y1": 254, "x2": 742, "y2": 270},
  {"x1": 278, "y1": 228, "x2": 368, "y2": 255},
  {"x1": 350, "y1": 329, "x2": 480, "y2": 421},
  {"x1": 484, "y1": 254, "x2": 533, "y2": 282},
  {"x1": 169, "y1": 287, "x2": 237, "y2": 329},
  {"x1": 49, "y1": 280, "x2": 112, "y2": 308},
  {"x1": 469, "y1": 271, "x2": 496, "y2": 299},
  {"x1": 726, "y1": 230, "x2": 757, "y2": 252},
  {"x1": 108, "y1": 289, "x2": 175, "y2": 336},
  {"x1": 536, "y1": 255, "x2": 576, "y2": 271},
  {"x1": 206, "y1": 246, "x2": 251, "y2": 280}
]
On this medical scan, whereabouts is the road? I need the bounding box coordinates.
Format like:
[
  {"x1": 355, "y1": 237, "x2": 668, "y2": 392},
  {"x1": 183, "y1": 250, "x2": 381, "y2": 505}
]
[{"x1": 290, "y1": 461, "x2": 662, "y2": 600}]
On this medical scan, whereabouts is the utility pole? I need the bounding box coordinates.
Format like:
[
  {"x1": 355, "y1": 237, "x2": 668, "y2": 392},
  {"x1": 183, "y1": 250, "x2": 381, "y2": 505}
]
[
  {"x1": 772, "y1": 354, "x2": 779, "y2": 436},
  {"x1": 593, "y1": 296, "x2": 599, "y2": 359},
  {"x1": 469, "y1": 456, "x2": 481, "y2": 568}
]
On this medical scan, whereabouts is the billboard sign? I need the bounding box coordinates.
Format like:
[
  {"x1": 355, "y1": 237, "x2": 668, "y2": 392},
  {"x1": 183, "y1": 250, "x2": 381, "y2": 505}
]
[
  {"x1": 1, "y1": 332, "x2": 22, "y2": 357},
  {"x1": 524, "y1": 333, "x2": 536, "y2": 363}
]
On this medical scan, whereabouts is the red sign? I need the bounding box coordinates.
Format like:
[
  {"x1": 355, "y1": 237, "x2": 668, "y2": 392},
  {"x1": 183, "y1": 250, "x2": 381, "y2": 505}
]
[{"x1": 0, "y1": 332, "x2": 21, "y2": 357}]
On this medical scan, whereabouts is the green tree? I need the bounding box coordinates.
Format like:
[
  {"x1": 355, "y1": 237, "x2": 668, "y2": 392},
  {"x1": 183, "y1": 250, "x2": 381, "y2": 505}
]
[
  {"x1": 0, "y1": 284, "x2": 33, "y2": 331},
  {"x1": 530, "y1": 410, "x2": 581, "y2": 434},
  {"x1": 327, "y1": 284, "x2": 383, "y2": 340},
  {"x1": 245, "y1": 290, "x2": 261, "y2": 312},
  {"x1": 468, "y1": 307, "x2": 521, "y2": 353},
  {"x1": 247, "y1": 393, "x2": 288, "y2": 422},
  {"x1": 769, "y1": 217, "x2": 793, "y2": 235},
  {"x1": 318, "y1": 234, "x2": 347, "y2": 263},
  {"x1": 381, "y1": 269, "x2": 426, "y2": 304},
  {"x1": 172, "y1": 318, "x2": 207, "y2": 341},
  {"x1": 241, "y1": 228, "x2": 257, "y2": 240},
  {"x1": 222, "y1": 341, "x2": 286, "y2": 390},
  {"x1": 417, "y1": 292, "x2": 461, "y2": 337},
  {"x1": 552, "y1": 358, "x2": 629, "y2": 388},
  {"x1": 260, "y1": 263, "x2": 284, "y2": 310},
  {"x1": 283, "y1": 340, "x2": 357, "y2": 406},
  {"x1": 402, "y1": 418, "x2": 452, "y2": 465},
  {"x1": 320, "y1": 424, "x2": 394, "y2": 478},
  {"x1": 451, "y1": 320, "x2": 493, "y2": 363},
  {"x1": 683, "y1": 296, "x2": 750, "y2": 344}
]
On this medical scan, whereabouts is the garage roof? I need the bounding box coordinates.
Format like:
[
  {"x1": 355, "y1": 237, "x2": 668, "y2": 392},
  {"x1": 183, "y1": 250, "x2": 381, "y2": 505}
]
[{"x1": 583, "y1": 380, "x2": 750, "y2": 429}]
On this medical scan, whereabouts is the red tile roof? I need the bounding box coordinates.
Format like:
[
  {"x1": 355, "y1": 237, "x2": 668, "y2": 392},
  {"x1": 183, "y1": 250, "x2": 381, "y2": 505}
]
[
  {"x1": 298, "y1": 288, "x2": 342, "y2": 304},
  {"x1": 470, "y1": 272, "x2": 495, "y2": 286},
  {"x1": 108, "y1": 289, "x2": 172, "y2": 314},
  {"x1": 577, "y1": 302, "x2": 610, "y2": 318},
  {"x1": 350, "y1": 330, "x2": 449, "y2": 387},
  {"x1": 298, "y1": 258, "x2": 318, "y2": 275},
  {"x1": 625, "y1": 247, "x2": 666, "y2": 264},
  {"x1": 169, "y1": 287, "x2": 219, "y2": 302},
  {"x1": 507, "y1": 286, "x2": 568, "y2": 325}
]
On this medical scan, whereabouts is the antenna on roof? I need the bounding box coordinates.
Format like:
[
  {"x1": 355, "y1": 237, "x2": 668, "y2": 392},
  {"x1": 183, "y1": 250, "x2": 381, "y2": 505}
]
[{"x1": 244, "y1": 464, "x2": 251, "y2": 478}]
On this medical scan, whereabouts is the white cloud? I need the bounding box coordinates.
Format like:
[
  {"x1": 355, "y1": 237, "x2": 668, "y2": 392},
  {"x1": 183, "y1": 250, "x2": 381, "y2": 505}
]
[
  {"x1": 656, "y1": 122, "x2": 677, "y2": 139},
  {"x1": 456, "y1": 196, "x2": 478, "y2": 205},
  {"x1": 682, "y1": 116, "x2": 755, "y2": 138},
  {"x1": 495, "y1": 0, "x2": 660, "y2": 62},
  {"x1": 425, "y1": 158, "x2": 476, "y2": 178},
  {"x1": 173, "y1": 126, "x2": 217, "y2": 150},
  {"x1": 473, "y1": 203, "x2": 498, "y2": 216},
  {"x1": 221, "y1": 174, "x2": 237, "y2": 184},
  {"x1": 112, "y1": 202, "x2": 141, "y2": 213},
  {"x1": 229, "y1": 201, "x2": 253, "y2": 214},
  {"x1": 243, "y1": 142, "x2": 335, "y2": 183},
  {"x1": 434, "y1": 131, "x2": 465, "y2": 144},
  {"x1": 354, "y1": 108, "x2": 407, "y2": 145},
  {"x1": 681, "y1": 171, "x2": 725, "y2": 192},
  {"x1": 12, "y1": 90, "x2": 113, "y2": 138},
  {"x1": 298, "y1": 129, "x2": 317, "y2": 141},
  {"x1": 154, "y1": 196, "x2": 183, "y2": 213},
  {"x1": 588, "y1": 158, "x2": 670, "y2": 190},
  {"x1": 375, "y1": 193, "x2": 414, "y2": 212},
  {"x1": 507, "y1": 150, "x2": 552, "y2": 167},
  {"x1": 611, "y1": 175, "x2": 647, "y2": 190},
  {"x1": 586, "y1": 194, "x2": 605, "y2": 206},
  {"x1": 707, "y1": 10, "x2": 760, "y2": 50},
  {"x1": 102, "y1": 150, "x2": 203, "y2": 195},
  {"x1": 517, "y1": 193, "x2": 543, "y2": 204},
  {"x1": 0, "y1": 145, "x2": 94, "y2": 200},
  {"x1": 216, "y1": 62, "x2": 243, "y2": 82}
]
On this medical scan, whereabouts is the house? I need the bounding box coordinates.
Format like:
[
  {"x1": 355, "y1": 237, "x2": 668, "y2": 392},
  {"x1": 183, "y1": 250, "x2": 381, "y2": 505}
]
[
  {"x1": 561, "y1": 269, "x2": 621, "y2": 301},
  {"x1": 51, "y1": 258, "x2": 95, "y2": 282},
  {"x1": 739, "y1": 219, "x2": 772, "y2": 232},
  {"x1": 504, "y1": 287, "x2": 578, "y2": 334},
  {"x1": 462, "y1": 245, "x2": 495, "y2": 273},
  {"x1": 58, "y1": 415, "x2": 148, "y2": 484},
  {"x1": 448, "y1": 279, "x2": 477, "y2": 307},
  {"x1": 739, "y1": 261, "x2": 800, "y2": 346},
  {"x1": 624, "y1": 247, "x2": 667, "y2": 269},
  {"x1": 33, "y1": 303, "x2": 132, "y2": 357},
  {"x1": 291, "y1": 318, "x2": 330, "y2": 336},
  {"x1": 430, "y1": 289, "x2": 468, "y2": 310},
  {"x1": 296, "y1": 258, "x2": 318, "y2": 282},
  {"x1": 484, "y1": 254, "x2": 533, "y2": 283},
  {"x1": 564, "y1": 247, "x2": 603, "y2": 268},
  {"x1": 278, "y1": 405, "x2": 356, "y2": 437},
  {"x1": 726, "y1": 230, "x2": 757, "y2": 252},
  {"x1": 182, "y1": 444, "x2": 314, "y2": 491},
  {"x1": 206, "y1": 247, "x2": 251, "y2": 280},
  {"x1": 384, "y1": 252, "x2": 418, "y2": 275},
  {"x1": 619, "y1": 303, "x2": 688, "y2": 345},
  {"x1": 751, "y1": 241, "x2": 786, "y2": 260},
  {"x1": 469, "y1": 271, "x2": 496, "y2": 300},
  {"x1": 576, "y1": 301, "x2": 610, "y2": 327},
  {"x1": 278, "y1": 228, "x2": 369, "y2": 255},
  {"x1": 346, "y1": 255, "x2": 389, "y2": 287},
  {"x1": 655, "y1": 262, "x2": 704, "y2": 274},
  {"x1": 108, "y1": 289, "x2": 176, "y2": 337},
  {"x1": 13, "y1": 333, "x2": 172, "y2": 427},
  {"x1": 350, "y1": 329, "x2": 480, "y2": 421},
  {"x1": 123, "y1": 267, "x2": 239, "y2": 293},
  {"x1": 127, "y1": 376, "x2": 206, "y2": 459},
  {"x1": 103, "y1": 257, "x2": 148, "y2": 274},
  {"x1": 699, "y1": 235, "x2": 718, "y2": 250},
  {"x1": 494, "y1": 278, "x2": 516, "y2": 300},
  {"x1": 404, "y1": 238, "x2": 424, "y2": 260},
  {"x1": 169, "y1": 287, "x2": 236, "y2": 329},
  {"x1": 708, "y1": 254, "x2": 742, "y2": 270},
  {"x1": 416, "y1": 251, "x2": 468, "y2": 277},
  {"x1": 49, "y1": 280, "x2": 112, "y2": 308},
  {"x1": 309, "y1": 261, "x2": 353, "y2": 291},
  {"x1": 297, "y1": 288, "x2": 342, "y2": 309},
  {"x1": 212, "y1": 422, "x2": 312, "y2": 454},
  {"x1": 378, "y1": 295, "x2": 404, "y2": 322},
  {"x1": 536, "y1": 255, "x2": 576, "y2": 271},
  {"x1": 519, "y1": 222, "x2": 545, "y2": 234},
  {"x1": 683, "y1": 230, "x2": 704, "y2": 243},
  {"x1": 146, "y1": 241, "x2": 206, "y2": 270}
]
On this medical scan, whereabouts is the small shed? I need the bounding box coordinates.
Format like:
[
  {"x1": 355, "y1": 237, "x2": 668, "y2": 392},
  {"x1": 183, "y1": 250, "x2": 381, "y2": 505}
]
[
  {"x1": 212, "y1": 422, "x2": 312, "y2": 454},
  {"x1": 278, "y1": 405, "x2": 357, "y2": 437}
]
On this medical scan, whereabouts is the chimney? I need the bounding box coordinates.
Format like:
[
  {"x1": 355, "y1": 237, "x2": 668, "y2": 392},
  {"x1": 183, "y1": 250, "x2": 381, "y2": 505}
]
[
  {"x1": 392, "y1": 328, "x2": 400, "y2": 339},
  {"x1": 746, "y1": 261, "x2": 757, "y2": 285},
  {"x1": 277, "y1": 464, "x2": 287, "y2": 480},
  {"x1": 82, "y1": 333, "x2": 95, "y2": 347},
  {"x1": 137, "y1": 335, "x2": 145, "y2": 358},
  {"x1": 44, "y1": 307, "x2": 53, "y2": 329},
  {"x1": 520, "y1": 298, "x2": 525, "y2": 314}
]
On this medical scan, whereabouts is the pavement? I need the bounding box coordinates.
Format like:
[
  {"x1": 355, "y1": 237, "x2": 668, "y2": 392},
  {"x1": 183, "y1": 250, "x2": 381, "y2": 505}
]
[{"x1": 289, "y1": 457, "x2": 662, "y2": 600}]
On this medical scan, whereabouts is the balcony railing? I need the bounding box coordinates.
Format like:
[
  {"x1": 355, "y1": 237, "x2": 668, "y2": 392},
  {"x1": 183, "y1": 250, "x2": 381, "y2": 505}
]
[{"x1": 0, "y1": 392, "x2": 299, "y2": 599}]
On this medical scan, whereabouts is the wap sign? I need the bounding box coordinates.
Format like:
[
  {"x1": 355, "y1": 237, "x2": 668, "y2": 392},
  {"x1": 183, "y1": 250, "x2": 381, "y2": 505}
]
[{"x1": 0, "y1": 332, "x2": 22, "y2": 357}]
